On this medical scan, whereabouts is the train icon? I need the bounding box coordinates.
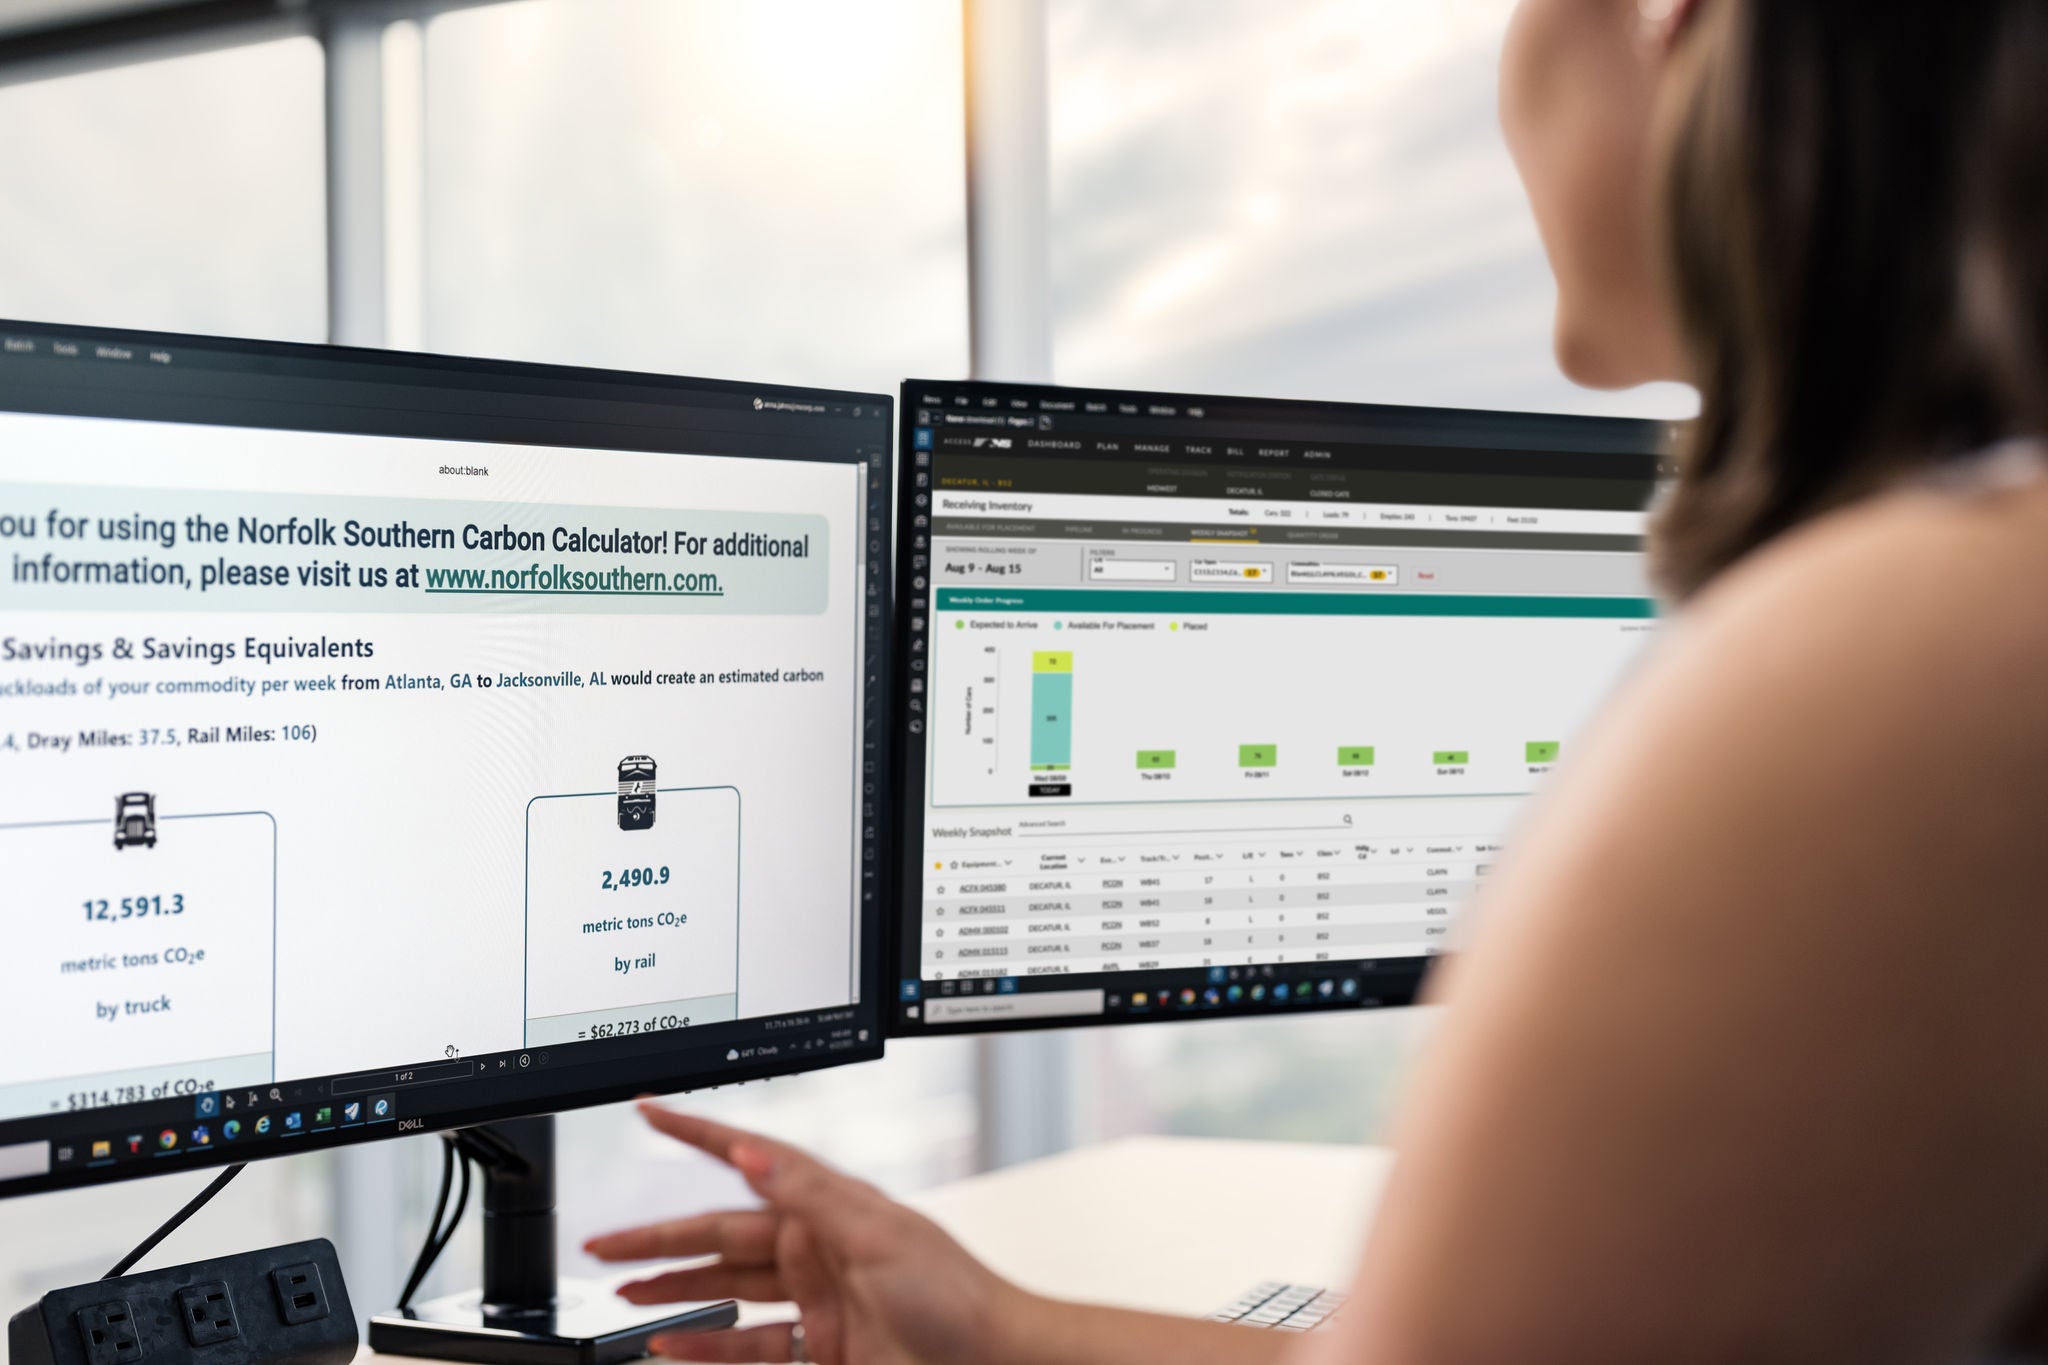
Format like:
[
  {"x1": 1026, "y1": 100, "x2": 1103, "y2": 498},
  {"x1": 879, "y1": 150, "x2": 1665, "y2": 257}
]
[{"x1": 617, "y1": 756, "x2": 656, "y2": 831}]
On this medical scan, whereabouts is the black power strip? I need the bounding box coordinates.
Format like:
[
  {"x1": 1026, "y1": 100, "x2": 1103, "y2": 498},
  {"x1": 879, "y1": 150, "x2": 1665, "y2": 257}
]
[{"x1": 8, "y1": 1239, "x2": 357, "y2": 1365}]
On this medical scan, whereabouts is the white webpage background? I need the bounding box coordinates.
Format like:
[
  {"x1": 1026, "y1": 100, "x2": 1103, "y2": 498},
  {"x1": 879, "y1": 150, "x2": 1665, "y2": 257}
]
[{"x1": 0, "y1": 411, "x2": 865, "y2": 1090}]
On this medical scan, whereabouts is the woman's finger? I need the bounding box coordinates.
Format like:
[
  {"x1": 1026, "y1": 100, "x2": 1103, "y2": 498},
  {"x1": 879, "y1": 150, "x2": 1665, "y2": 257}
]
[
  {"x1": 585, "y1": 1209, "x2": 781, "y2": 1263},
  {"x1": 648, "y1": 1322, "x2": 800, "y2": 1363},
  {"x1": 617, "y1": 1264, "x2": 789, "y2": 1306},
  {"x1": 728, "y1": 1138, "x2": 878, "y2": 1239},
  {"x1": 637, "y1": 1104, "x2": 874, "y2": 1238},
  {"x1": 637, "y1": 1103, "x2": 788, "y2": 1167}
]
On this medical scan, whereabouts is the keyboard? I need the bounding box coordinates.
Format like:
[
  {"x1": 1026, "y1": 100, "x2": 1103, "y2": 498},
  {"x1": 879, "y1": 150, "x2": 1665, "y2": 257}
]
[{"x1": 1210, "y1": 1282, "x2": 1347, "y2": 1332}]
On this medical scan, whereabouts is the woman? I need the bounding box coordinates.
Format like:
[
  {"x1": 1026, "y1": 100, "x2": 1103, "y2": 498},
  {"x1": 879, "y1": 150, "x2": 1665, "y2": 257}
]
[{"x1": 589, "y1": 0, "x2": 2048, "y2": 1360}]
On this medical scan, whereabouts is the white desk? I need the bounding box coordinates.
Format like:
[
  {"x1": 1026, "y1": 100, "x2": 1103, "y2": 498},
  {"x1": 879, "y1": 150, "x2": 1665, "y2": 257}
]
[
  {"x1": 364, "y1": 1136, "x2": 1391, "y2": 1363},
  {"x1": 907, "y1": 1136, "x2": 1388, "y2": 1317}
]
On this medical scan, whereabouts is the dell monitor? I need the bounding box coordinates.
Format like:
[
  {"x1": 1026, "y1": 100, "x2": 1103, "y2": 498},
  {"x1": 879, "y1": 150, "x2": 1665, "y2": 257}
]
[
  {"x1": 891, "y1": 379, "x2": 1671, "y2": 1034},
  {"x1": 0, "y1": 322, "x2": 892, "y2": 1354}
]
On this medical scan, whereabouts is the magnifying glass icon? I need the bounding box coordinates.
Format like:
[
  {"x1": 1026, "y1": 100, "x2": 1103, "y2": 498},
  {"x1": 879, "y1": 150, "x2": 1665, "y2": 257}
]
[{"x1": 1343, "y1": 814, "x2": 1353, "y2": 826}]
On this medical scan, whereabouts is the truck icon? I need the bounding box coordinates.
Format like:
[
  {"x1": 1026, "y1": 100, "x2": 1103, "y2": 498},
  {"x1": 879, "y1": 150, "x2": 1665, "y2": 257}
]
[
  {"x1": 114, "y1": 792, "x2": 157, "y2": 849},
  {"x1": 617, "y1": 756, "x2": 656, "y2": 831}
]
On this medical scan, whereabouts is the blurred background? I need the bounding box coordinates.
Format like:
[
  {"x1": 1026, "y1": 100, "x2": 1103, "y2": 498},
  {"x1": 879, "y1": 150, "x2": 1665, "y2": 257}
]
[{"x1": 0, "y1": 0, "x2": 1693, "y2": 1326}]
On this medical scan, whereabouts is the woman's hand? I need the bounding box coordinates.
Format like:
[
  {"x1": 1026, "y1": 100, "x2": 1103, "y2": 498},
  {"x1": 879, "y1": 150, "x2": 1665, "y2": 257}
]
[{"x1": 585, "y1": 1103, "x2": 1030, "y2": 1365}]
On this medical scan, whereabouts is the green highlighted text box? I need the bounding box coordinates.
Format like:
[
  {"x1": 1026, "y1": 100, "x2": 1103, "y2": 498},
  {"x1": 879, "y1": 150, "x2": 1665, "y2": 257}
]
[
  {"x1": 1, "y1": 480, "x2": 828, "y2": 615},
  {"x1": 1136, "y1": 750, "x2": 1177, "y2": 770},
  {"x1": 1238, "y1": 744, "x2": 1278, "y2": 768},
  {"x1": 1338, "y1": 746, "x2": 1376, "y2": 766},
  {"x1": 1434, "y1": 750, "x2": 1471, "y2": 766},
  {"x1": 1525, "y1": 741, "x2": 1562, "y2": 763}
]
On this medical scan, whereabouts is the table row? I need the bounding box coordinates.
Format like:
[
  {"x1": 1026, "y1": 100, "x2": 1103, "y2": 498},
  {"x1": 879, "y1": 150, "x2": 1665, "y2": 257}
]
[
  {"x1": 925, "y1": 918, "x2": 1456, "y2": 969},
  {"x1": 928, "y1": 878, "x2": 1479, "y2": 920}
]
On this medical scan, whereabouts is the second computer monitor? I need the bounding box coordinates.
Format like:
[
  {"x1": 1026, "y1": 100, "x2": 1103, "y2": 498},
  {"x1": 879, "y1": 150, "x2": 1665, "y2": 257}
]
[{"x1": 892, "y1": 380, "x2": 1672, "y2": 1034}]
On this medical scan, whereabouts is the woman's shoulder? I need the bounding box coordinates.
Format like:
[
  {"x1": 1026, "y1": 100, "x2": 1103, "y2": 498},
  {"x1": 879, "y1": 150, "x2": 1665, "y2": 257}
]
[
  {"x1": 1682, "y1": 461, "x2": 2048, "y2": 694},
  {"x1": 1590, "y1": 463, "x2": 2048, "y2": 900}
]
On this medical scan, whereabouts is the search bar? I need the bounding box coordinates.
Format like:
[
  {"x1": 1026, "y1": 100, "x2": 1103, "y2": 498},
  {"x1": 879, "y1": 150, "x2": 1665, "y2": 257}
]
[
  {"x1": 0, "y1": 1141, "x2": 48, "y2": 1183},
  {"x1": 924, "y1": 990, "x2": 1106, "y2": 1025},
  {"x1": 1022, "y1": 813, "x2": 1355, "y2": 838}
]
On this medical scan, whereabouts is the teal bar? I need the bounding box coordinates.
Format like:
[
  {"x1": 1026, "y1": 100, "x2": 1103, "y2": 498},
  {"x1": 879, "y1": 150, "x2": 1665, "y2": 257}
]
[
  {"x1": 1031, "y1": 672, "x2": 1073, "y2": 769},
  {"x1": 935, "y1": 588, "x2": 1657, "y2": 619}
]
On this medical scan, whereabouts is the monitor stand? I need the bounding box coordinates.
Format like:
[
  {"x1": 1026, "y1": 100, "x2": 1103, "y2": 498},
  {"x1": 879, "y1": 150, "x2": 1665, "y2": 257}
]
[{"x1": 367, "y1": 1116, "x2": 737, "y2": 1365}]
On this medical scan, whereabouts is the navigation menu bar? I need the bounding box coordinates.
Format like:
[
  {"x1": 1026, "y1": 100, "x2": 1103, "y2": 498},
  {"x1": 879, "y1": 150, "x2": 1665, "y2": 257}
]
[{"x1": 933, "y1": 489, "x2": 1646, "y2": 536}]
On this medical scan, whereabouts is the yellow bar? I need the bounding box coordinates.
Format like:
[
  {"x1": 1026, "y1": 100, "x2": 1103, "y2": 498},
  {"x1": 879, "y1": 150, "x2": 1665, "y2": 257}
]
[{"x1": 1032, "y1": 651, "x2": 1074, "y2": 674}]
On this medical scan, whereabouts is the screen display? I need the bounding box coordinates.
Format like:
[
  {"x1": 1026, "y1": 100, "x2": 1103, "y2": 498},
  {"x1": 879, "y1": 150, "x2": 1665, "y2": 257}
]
[
  {"x1": 892, "y1": 380, "x2": 1671, "y2": 1034},
  {"x1": 0, "y1": 323, "x2": 891, "y2": 1195}
]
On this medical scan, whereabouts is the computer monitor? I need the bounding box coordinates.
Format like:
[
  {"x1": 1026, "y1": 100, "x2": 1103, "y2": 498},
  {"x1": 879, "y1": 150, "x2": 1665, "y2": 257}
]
[
  {"x1": 890, "y1": 379, "x2": 1671, "y2": 1034},
  {"x1": 0, "y1": 322, "x2": 892, "y2": 1197}
]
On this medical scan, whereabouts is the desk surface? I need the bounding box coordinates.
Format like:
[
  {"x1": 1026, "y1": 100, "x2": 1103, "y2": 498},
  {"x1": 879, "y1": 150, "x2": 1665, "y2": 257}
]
[
  {"x1": 363, "y1": 1135, "x2": 1391, "y2": 1363},
  {"x1": 910, "y1": 1135, "x2": 1388, "y2": 1317}
]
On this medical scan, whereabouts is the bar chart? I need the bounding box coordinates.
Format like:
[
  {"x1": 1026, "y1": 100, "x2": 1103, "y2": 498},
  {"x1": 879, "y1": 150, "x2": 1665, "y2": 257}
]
[
  {"x1": 1030, "y1": 651, "x2": 1073, "y2": 771},
  {"x1": 927, "y1": 592, "x2": 1652, "y2": 808}
]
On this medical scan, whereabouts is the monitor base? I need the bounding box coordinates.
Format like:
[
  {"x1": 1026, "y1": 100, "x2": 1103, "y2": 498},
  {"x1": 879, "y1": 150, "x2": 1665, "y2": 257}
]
[
  {"x1": 368, "y1": 1284, "x2": 737, "y2": 1365},
  {"x1": 369, "y1": 1117, "x2": 737, "y2": 1365}
]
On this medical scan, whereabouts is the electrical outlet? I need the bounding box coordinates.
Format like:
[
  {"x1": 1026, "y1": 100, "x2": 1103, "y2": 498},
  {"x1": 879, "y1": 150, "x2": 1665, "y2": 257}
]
[
  {"x1": 8, "y1": 1240, "x2": 354, "y2": 1365},
  {"x1": 74, "y1": 1301, "x2": 143, "y2": 1365},
  {"x1": 174, "y1": 1283, "x2": 238, "y2": 1347},
  {"x1": 268, "y1": 1264, "x2": 328, "y2": 1326}
]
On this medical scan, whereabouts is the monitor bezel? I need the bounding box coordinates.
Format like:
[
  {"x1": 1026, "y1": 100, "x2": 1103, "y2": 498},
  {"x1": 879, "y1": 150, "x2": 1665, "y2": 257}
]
[
  {"x1": 0, "y1": 320, "x2": 894, "y2": 1198},
  {"x1": 886, "y1": 376, "x2": 1672, "y2": 1038}
]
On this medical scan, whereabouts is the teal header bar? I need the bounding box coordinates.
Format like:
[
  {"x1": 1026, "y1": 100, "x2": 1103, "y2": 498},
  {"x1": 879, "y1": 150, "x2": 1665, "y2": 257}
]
[{"x1": 935, "y1": 588, "x2": 1657, "y2": 619}]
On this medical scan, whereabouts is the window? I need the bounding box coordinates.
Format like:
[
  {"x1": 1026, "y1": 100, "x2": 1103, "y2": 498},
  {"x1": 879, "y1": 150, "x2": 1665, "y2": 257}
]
[
  {"x1": 0, "y1": 35, "x2": 329, "y2": 1309},
  {"x1": 1048, "y1": 0, "x2": 1694, "y2": 421},
  {"x1": 1047, "y1": 0, "x2": 1692, "y2": 1145},
  {"x1": 0, "y1": 39, "x2": 326, "y2": 340},
  {"x1": 1080, "y1": 1008, "x2": 1440, "y2": 1143},
  {"x1": 414, "y1": 0, "x2": 980, "y2": 1262},
  {"x1": 0, "y1": 0, "x2": 1699, "y2": 1305},
  {"x1": 419, "y1": 0, "x2": 970, "y2": 397}
]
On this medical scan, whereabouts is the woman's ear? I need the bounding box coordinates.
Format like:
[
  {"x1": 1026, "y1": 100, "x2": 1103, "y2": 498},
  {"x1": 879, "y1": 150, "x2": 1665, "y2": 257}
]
[{"x1": 1637, "y1": 0, "x2": 1707, "y2": 52}]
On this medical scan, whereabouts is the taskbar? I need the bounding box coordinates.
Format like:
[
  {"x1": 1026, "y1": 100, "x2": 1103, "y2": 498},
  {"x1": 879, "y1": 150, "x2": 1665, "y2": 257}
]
[
  {"x1": 0, "y1": 1004, "x2": 879, "y2": 1195},
  {"x1": 892, "y1": 957, "x2": 1436, "y2": 1034}
]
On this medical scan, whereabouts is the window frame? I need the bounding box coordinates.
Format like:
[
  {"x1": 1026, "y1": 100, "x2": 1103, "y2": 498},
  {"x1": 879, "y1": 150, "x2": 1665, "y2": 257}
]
[{"x1": 0, "y1": 0, "x2": 1074, "y2": 1313}]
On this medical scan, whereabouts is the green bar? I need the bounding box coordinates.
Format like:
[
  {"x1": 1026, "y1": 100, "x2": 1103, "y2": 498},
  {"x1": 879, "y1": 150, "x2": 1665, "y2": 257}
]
[
  {"x1": 1433, "y1": 750, "x2": 1470, "y2": 765},
  {"x1": 1525, "y1": 741, "x2": 1561, "y2": 763},
  {"x1": 938, "y1": 588, "x2": 1657, "y2": 620},
  {"x1": 1030, "y1": 764, "x2": 1065, "y2": 772},
  {"x1": 1032, "y1": 651, "x2": 1074, "y2": 674},
  {"x1": 1337, "y1": 746, "x2": 1376, "y2": 766},
  {"x1": 1238, "y1": 744, "x2": 1278, "y2": 768},
  {"x1": 1136, "y1": 750, "x2": 1177, "y2": 770}
]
